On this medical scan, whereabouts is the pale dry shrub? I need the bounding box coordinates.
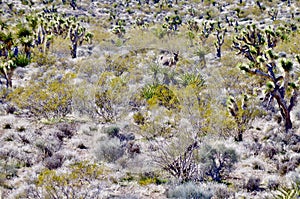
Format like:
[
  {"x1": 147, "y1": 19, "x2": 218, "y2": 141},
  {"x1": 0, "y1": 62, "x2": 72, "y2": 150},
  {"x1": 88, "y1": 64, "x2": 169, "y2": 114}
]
[{"x1": 94, "y1": 137, "x2": 125, "y2": 163}]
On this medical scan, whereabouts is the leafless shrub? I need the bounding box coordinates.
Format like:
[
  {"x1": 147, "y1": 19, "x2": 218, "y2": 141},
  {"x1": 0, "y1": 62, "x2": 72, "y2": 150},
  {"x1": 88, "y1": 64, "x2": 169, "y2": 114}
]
[
  {"x1": 277, "y1": 155, "x2": 300, "y2": 175},
  {"x1": 262, "y1": 143, "x2": 278, "y2": 159},
  {"x1": 126, "y1": 141, "x2": 141, "y2": 158},
  {"x1": 266, "y1": 178, "x2": 280, "y2": 191},
  {"x1": 154, "y1": 139, "x2": 201, "y2": 182}
]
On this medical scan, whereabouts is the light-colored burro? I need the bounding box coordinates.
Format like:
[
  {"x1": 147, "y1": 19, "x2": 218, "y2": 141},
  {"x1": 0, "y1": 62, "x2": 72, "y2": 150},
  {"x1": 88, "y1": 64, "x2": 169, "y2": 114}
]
[{"x1": 157, "y1": 51, "x2": 179, "y2": 67}]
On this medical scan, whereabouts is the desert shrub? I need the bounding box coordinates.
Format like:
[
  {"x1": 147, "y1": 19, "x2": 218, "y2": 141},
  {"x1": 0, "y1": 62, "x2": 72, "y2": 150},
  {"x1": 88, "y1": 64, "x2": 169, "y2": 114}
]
[
  {"x1": 262, "y1": 143, "x2": 278, "y2": 159},
  {"x1": 25, "y1": 161, "x2": 105, "y2": 198},
  {"x1": 154, "y1": 131, "x2": 201, "y2": 182},
  {"x1": 198, "y1": 143, "x2": 238, "y2": 182},
  {"x1": 133, "y1": 111, "x2": 145, "y2": 125},
  {"x1": 95, "y1": 72, "x2": 129, "y2": 122},
  {"x1": 138, "y1": 172, "x2": 167, "y2": 186},
  {"x1": 244, "y1": 177, "x2": 261, "y2": 192},
  {"x1": 94, "y1": 137, "x2": 125, "y2": 163},
  {"x1": 8, "y1": 72, "x2": 75, "y2": 119},
  {"x1": 0, "y1": 159, "x2": 19, "y2": 181},
  {"x1": 102, "y1": 125, "x2": 120, "y2": 138},
  {"x1": 3, "y1": 123, "x2": 12, "y2": 129},
  {"x1": 166, "y1": 182, "x2": 214, "y2": 199},
  {"x1": 277, "y1": 155, "x2": 300, "y2": 175},
  {"x1": 126, "y1": 141, "x2": 140, "y2": 158},
  {"x1": 266, "y1": 177, "x2": 280, "y2": 191},
  {"x1": 31, "y1": 49, "x2": 56, "y2": 66},
  {"x1": 178, "y1": 72, "x2": 205, "y2": 89},
  {"x1": 14, "y1": 53, "x2": 30, "y2": 67},
  {"x1": 44, "y1": 153, "x2": 64, "y2": 170},
  {"x1": 56, "y1": 123, "x2": 76, "y2": 141},
  {"x1": 141, "y1": 84, "x2": 180, "y2": 110},
  {"x1": 227, "y1": 94, "x2": 261, "y2": 141},
  {"x1": 104, "y1": 54, "x2": 134, "y2": 76}
]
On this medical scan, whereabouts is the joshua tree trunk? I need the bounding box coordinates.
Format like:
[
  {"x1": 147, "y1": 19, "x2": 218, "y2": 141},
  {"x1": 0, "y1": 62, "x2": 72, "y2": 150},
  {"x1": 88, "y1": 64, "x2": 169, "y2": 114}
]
[
  {"x1": 273, "y1": 91, "x2": 293, "y2": 131},
  {"x1": 71, "y1": 42, "x2": 77, "y2": 58}
]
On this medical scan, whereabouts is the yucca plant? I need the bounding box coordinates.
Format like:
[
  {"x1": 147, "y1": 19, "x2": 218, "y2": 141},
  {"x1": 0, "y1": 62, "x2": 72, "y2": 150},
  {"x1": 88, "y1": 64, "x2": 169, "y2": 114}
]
[
  {"x1": 14, "y1": 53, "x2": 30, "y2": 67},
  {"x1": 274, "y1": 183, "x2": 300, "y2": 199},
  {"x1": 179, "y1": 73, "x2": 205, "y2": 89}
]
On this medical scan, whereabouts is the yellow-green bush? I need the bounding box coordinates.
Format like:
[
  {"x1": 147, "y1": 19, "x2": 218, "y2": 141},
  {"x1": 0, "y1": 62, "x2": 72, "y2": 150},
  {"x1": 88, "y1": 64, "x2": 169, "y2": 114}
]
[
  {"x1": 8, "y1": 72, "x2": 75, "y2": 120},
  {"x1": 95, "y1": 72, "x2": 129, "y2": 122},
  {"x1": 25, "y1": 161, "x2": 106, "y2": 198},
  {"x1": 141, "y1": 84, "x2": 180, "y2": 110}
]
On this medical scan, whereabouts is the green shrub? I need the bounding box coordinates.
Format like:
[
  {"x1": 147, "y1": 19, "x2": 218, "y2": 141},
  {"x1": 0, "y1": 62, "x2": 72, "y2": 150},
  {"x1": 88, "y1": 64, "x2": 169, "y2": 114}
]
[
  {"x1": 179, "y1": 72, "x2": 205, "y2": 89},
  {"x1": 138, "y1": 172, "x2": 167, "y2": 186},
  {"x1": 274, "y1": 182, "x2": 300, "y2": 199},
  {"x1": 133, "y1": 112, "x2": 145, "y2": 125},
  {"x1": 102, "y1": 125, "x2": 120, "y2": 138},
  {"x1": 8, "y1": 72, "x2": 75, "y2": 119},
  {"x1": 25, "y1": 161, "x2": 105, "y2": 198},
  {"x1": 95, "y1": 73, "x2": 129, "y2": 122},
  {"x1": 14, "y1": 53, "x2": 30, "y2": 67},
  {"x1": 198, "y1": 143, "x2": 238, "y2": 182},
  {"x1": 141, "y1": 84, "x2": 179, "y2": 110}
]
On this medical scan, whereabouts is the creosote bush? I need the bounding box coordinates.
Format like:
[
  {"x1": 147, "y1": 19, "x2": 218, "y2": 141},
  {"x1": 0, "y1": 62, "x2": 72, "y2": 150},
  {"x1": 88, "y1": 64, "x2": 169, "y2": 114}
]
[
  {"x1": 95, "y1": 72, "x2": 129, "y2": 122},
  {"x1": 8, "y1": 72, "x2": 75, "y2": 119},
  {"x1": 24, "y1": 161, "x2": 105, "y2": 198},
  {"x1": 141, "y1": 84, "x2": 180, "y2": 110}
]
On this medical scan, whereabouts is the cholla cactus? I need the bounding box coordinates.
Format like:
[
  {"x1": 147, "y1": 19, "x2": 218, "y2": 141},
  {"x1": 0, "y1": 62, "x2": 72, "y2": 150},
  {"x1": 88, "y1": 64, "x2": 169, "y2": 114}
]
[{"x1": 233, "y1": 25, "x2": 298, "y2": 132}]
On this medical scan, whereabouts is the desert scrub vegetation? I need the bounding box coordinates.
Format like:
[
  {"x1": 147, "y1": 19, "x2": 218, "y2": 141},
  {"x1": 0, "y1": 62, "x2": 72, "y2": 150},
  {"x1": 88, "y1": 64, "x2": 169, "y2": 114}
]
[
  {"x1": 166, "y1": 181, "x2": 233, "y2": 199},
  {"x1": 1, "y1": 0, "x2": 300, "y2": 198},
  {"x1": 8, "y1": 71, "x2": 75, "y2": 119},
  {"x1": 94, "y1": 137, "x2": 125, "y2": 163},
  {"x1": 23, "y1": 161, "x2": 107, "y2": 199},
  {"x1": 95, "y1": 72, "x2": 130, "y2": 123}
]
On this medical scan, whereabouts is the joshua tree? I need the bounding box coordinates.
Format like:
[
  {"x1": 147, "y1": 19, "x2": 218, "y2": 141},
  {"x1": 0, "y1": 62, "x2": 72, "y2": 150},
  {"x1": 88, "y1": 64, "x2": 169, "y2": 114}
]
[
  {"x1": 201, "y1": 20, "x2": 226, "y2": 58},
  {"x1": 112, "y1": 19, "x2": 126, "y2": 38},
  {"x1": 16, "y1": 26, "x2": 33, "y2": 58},
  {"x1": 227, "y1": 95, "x2": 259, "y2": 141},
  {"x1": 70, "y1": 0, "x2": 77, "y2": 10},
  {"x1": 233, "y1": 24, "x2": 298, "y2": 132},
  {"x1": 163, "y1": 13, "x2": 182, "y2": 32},
  {"x1": 26, "y1": 12, "x2": 92, "y2": 58},
  {"x1": 68, "y1": 21, "x2": 93, "y2": 58},
  {"x1": 214, "y1": 21, "x2": 226, "y2": 58},
  {"x1": 0, "y1": 31, "x2": 14, "y2": 57},
  {"x1": 0, "y1": 59, "x2": 15, "y2": 87}
]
